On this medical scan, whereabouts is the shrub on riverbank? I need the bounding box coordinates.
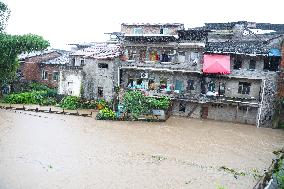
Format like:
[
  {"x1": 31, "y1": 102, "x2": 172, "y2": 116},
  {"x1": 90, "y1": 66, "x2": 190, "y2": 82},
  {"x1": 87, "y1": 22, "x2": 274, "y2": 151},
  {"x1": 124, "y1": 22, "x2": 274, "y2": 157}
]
[
  {"x1": 96, "y1": 107, "x2": 116, "y2": 120},
  {"x1": 59, "y1": 96, "x2": 80, "y2": 110},
  {"x1": 4, "y1": 90, "x2": 57, "y2": 105}
]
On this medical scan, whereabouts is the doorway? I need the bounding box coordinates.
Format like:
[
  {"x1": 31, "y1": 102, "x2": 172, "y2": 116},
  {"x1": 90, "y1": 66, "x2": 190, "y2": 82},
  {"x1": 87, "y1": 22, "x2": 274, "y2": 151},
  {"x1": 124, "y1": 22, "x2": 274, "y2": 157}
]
[{"x1": 201, "y1": 107, "x2": 208, "y2": 119}]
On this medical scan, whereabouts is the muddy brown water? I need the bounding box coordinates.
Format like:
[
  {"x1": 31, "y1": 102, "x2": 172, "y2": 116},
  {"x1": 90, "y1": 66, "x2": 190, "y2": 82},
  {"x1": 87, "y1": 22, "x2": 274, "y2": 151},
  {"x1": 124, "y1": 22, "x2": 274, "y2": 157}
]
[{"x1": 0, "y1": 109, "x2": 283, "y2": 189}]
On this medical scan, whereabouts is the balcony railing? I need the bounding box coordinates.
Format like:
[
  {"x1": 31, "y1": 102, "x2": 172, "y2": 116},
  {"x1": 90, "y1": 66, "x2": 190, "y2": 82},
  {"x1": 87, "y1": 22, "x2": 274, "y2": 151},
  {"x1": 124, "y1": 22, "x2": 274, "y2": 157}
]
[{"x1": 121, "y1": 60, "x2": 201, "y2": 72}]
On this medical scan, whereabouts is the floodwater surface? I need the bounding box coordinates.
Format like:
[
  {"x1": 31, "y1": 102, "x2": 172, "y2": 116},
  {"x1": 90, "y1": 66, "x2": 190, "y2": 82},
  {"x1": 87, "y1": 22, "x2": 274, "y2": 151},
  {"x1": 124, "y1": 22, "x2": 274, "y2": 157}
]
[{"x1": 0, "y1": 109, "x2": 283, "y2": 189}]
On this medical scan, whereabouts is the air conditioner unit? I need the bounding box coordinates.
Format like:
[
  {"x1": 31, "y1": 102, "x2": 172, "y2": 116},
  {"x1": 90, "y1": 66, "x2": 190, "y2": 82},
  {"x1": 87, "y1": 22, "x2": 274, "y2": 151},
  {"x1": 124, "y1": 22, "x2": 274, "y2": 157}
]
[{"x1": 141, "y1": 72, "x2": 148, "y2": 79}]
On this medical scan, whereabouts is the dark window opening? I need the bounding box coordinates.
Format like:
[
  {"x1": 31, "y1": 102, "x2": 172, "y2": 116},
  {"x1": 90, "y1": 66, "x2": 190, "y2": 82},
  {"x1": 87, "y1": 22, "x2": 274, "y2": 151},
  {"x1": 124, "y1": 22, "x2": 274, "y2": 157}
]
[
  {"x1": 218, "y1": 82, "x2": 226, "y2": 95},
  {"x1": 53, "y1": 72, "x2": 59, "y2": 81},
  {"x1": 137, "y1": 79, "x2": 143, "y2": 85},
  {"x1": 238, "y1": 82, "x2": 251, "y2": 95},
  {"x1": 98, "y1": 87, "x2": 103, "y2": 98},
  {"x1": 71, "y1": 58, "x2": 75, "y2": 66},
  {"x1": 98, "y1": 63, "x2": 108, "y2": 69},
  {"x1": 264, "y1": 57, "x2": 279, "y2": 71},
  {"x1": 208, "y1": 81, "x2": 215, "y2": 92},
  {"x1": 249, "y1": 59, "x2": 256, "y2": 70},
  {"x1": 128, "y1": 78, "x2": 134, "y2": 87},
  {"x1": 80, "y1": 59, "x2": 85, "y2": 66},
  {"x1": 179, "y1": 102, "x2": 186, "y2": 112},
  {"x1": 233, "y1": 58, "x2": 242, "y2": 69},
  {"x1": 187, "y1": 79, "x2": 195, "y2": 90}
]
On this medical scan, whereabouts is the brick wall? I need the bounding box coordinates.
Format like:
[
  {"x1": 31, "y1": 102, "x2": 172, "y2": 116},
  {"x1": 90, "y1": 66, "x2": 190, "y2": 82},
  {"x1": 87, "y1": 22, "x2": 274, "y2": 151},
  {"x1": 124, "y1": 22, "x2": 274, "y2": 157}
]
[
  {"x1": 20, "y1": 52, "x2": 62, "y2": 88},
  {"x1": 39, "y1": 64, "x2": 61, "y2": 88},
  {"x1": 23, "y1": 62, "x2": 40, "y2": 81}
]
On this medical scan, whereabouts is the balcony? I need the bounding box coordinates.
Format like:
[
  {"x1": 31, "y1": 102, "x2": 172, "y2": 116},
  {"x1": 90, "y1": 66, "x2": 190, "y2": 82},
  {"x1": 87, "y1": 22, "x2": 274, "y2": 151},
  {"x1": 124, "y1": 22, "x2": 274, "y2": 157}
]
[
  {"x1": 199, "y1": 94, "x2": 260, "y2": 107},
  {"x1": 120, "y1": 60, "x2": 202, "y2": 73}
]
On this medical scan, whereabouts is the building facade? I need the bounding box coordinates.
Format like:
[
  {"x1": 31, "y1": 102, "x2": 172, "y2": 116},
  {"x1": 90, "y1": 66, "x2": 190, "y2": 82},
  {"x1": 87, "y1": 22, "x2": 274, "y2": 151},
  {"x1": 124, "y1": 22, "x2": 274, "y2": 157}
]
[{"x1": 116, "y1": 22, "x2": 284, "y2": 127}]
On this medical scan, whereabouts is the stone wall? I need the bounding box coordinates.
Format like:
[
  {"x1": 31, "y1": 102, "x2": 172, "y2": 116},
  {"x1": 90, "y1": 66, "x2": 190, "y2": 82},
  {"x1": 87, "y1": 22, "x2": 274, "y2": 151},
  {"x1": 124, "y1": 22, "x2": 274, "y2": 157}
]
[
  {"x1": 83, "y1": 58, "x2": 119, "y2": 101},
  {"x1": 171, "y1": 101, "x2": 201, "y2": 118},
  {"x1": 258, "y1": 73, "x2": 279, "y2": 127}
]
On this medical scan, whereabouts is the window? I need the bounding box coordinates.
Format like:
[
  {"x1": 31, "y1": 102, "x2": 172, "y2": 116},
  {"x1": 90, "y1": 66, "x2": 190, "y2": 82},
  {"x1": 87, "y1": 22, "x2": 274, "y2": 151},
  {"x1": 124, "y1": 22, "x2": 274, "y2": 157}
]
[
  {"x1": 189, "y1": 52, "x2": 199, "y2": 62},
  {"x1": 133, "y1": 28, "x2": 143, "y2": 34},
  {"x1": 187, "y1": 80, "x2": 194, "y2": 90},
  {"x1": 233, "y1": 58, "x2": 242, "y2": 69},
  {"x1": 98, "y1": 63, "x2": 108, "y2": 69},
  {"x1": 80, "y1": 59, "x2": 85, "y2": 66},
  {"x1": 238, "y1": 82, "x2": 251, "y2": 95},
  {"x1": 208, "y1": 81, "x2": 215, "y2": 92},
  {"x1": 249, "y1": 59, "x2": 256, "y2": 70},
  {"x1": 175, "y1": 80, "x2": 184, "y2": 91},
  {"x1": 53, "y1": 71, "x2": 59, "y2": 81},
  {"x1": 160, "y1": 28, "x2": 168, "y2": 34},
  {"x1": 264, "y1": 57, "x2": 280, "y2": 71},
  {"x1": 218, "y1": 82, "x2": 226, "y2": 95},
  {"x1": 98, "y1": 87, "x2": 103, "y2": 98},
  {"x1": 178, "y1": 52, "x2": 186, "y2": 63},
  {"x1": 71, "y1": 58, "x2": 75, "y2": 66},
  {"x1": 160, "y1": 78, "x2": 167, "y2": 89},
  {"x1": 179, "y1": 102, "x2": 186, "y2": 112},
  {"x1": 41, "y1": 70, "x2": 48, "y2": 80}
]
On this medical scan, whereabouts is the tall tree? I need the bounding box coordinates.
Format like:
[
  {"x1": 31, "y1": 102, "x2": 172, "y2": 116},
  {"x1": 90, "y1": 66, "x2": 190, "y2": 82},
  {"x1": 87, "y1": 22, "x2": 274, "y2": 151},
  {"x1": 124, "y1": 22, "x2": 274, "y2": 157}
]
[{"x1": 0, "y1": 1, "x2": 50, "y2": 93}]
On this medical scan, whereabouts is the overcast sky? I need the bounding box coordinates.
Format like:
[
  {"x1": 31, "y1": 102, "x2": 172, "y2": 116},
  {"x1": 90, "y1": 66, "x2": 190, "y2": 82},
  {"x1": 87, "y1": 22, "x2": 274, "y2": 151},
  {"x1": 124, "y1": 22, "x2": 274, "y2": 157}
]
[{"x1": 2, "y1": 0, "x2": 283, "y2": 49}]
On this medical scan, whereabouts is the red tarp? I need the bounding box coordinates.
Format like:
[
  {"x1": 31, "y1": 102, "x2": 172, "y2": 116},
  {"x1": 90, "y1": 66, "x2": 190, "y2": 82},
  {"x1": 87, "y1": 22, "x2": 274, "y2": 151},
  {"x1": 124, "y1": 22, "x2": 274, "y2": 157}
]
[{"x1": 203, "y1": 54, "x2": 231, "y2": 74}]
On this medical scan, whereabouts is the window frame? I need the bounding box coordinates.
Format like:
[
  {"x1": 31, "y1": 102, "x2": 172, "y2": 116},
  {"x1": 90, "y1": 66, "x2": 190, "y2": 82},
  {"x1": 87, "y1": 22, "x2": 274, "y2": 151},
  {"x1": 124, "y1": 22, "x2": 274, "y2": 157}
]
[
  {"x1": 98, "y1": 63, "x2": 109, "y2": 69},
  {"x1": 98, "y1": 87, "x2": 104, "y2": 98},
  {"x1": 238, "y1": 82, "x2": 251, "y2": 95},
  {"x1": 41, "y1": 70, "x2": 48, "y2": 80},
  {"x1": 52, "y1": 71, "x2": 59, "y2": 81},
  {"x1": 133, "y1": 27, "x2": 143, "y2": 34}
]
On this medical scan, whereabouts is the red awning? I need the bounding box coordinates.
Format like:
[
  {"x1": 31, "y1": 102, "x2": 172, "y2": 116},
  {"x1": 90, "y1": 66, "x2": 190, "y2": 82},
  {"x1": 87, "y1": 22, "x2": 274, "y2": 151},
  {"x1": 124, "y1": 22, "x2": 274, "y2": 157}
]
[{"x1": 203, "y1": 54, "x2": 231, "y2": 74}]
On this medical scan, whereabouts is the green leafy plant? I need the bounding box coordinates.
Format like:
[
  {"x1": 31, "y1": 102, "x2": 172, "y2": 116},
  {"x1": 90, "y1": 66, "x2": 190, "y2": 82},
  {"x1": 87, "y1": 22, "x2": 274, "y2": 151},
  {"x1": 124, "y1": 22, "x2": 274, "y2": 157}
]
[
  {"x1": 147, "y1": 96, "x2": 170, "y2": 110},
  {"x1": 96, "y1": 99, "x2": 108, "y2": 110},
  {"x1": 4, "y1": 90, "x2": 56, "y2": 105},
  {"x1": 123, "y1": 90, "x2": 148, "y2": 120},
  {"x1": 59, "y1": 96, "x2": 80, "y2": 110},
  {"x1": 96, "y1": 107, "x2": 116, "y2": 120}
]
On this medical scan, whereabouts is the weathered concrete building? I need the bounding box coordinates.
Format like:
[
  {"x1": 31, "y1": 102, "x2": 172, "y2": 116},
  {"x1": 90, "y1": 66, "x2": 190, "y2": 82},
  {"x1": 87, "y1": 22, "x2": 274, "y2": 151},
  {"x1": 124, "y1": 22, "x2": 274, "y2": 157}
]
[
  {"x1": 82, "y1": 44, "x2": 121, "y2": 101},
  {"x1": 116, "y1": 22, "x2": 284, "y2": 127}
]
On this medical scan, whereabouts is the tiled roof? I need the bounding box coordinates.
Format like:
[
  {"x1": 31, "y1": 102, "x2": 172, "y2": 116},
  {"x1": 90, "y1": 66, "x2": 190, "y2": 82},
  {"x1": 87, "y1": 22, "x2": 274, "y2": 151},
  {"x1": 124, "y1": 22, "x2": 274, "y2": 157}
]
[
  {"x1": 41, "y1": 51, "x2": 70, "y2": 65},
  {"x1": 18, "y1": 49, "x2": 55, "y2": 59},
  {"x1": 205, "y1": 41, "x2": 269, "y2": 55},
  {"x1": 72, "y1": 43, "x2": 121, "y2": 60}
]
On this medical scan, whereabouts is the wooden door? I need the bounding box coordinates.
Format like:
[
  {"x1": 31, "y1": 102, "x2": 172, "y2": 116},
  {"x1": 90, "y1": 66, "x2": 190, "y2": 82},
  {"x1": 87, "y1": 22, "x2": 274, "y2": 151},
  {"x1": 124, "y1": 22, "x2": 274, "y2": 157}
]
[{"x1": 201, "y1": 107, "x2": 208, "y2": 119}]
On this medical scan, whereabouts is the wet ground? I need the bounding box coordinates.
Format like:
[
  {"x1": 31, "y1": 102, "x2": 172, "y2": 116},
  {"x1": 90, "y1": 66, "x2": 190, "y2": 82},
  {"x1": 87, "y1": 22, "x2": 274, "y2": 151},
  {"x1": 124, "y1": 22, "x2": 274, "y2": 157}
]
[{"x1": 0, "y1": 109, "x2": 284, "y2": 189}]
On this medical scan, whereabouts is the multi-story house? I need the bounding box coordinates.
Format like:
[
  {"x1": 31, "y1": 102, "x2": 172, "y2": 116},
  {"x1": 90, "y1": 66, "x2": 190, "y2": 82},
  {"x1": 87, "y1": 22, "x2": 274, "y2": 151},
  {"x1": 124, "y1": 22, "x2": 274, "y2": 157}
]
[
  {"x1": 117, "y1": 22, "x2": 284, "y2": 127},
  {"x1": 118, "y1": 23, "x2": 209, "y2": 118},
  {"x1": 58, "y1": 43, "x2": 121, "y2": 100}
]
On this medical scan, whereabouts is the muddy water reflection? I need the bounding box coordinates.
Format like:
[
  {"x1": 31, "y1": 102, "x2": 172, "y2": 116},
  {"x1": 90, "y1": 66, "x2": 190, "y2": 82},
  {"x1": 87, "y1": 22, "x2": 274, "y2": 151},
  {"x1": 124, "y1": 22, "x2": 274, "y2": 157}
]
[{"x1": 0, "y1": 109, "x2": 284, "y2": 189}]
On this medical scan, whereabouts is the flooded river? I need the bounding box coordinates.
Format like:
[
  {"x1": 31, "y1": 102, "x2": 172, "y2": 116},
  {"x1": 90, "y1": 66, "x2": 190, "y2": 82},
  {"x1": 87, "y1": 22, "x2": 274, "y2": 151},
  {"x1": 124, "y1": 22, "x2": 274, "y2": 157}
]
[{"x1": 0, "y1": 109, "x2": 284, "y2": 189}]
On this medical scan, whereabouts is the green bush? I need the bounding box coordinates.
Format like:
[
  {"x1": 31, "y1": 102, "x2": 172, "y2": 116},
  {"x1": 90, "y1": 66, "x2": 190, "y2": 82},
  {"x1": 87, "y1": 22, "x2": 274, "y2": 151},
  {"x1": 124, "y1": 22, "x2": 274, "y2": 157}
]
[
  {"x1": 4, "y1": 90, "x2": 56, "y2": 105},
  {"x1": 96, "y1": 107, "x2": 116, "y2": 120},
  {"x1": 123, "y1": 90, "x2": 148, "y2": 120},
  {"x1": 59, "y1": 96, "x2": 80, "y2": 110},
  {"x1": 147, "y1": 96, "x2": 170, "y2": 110}
]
